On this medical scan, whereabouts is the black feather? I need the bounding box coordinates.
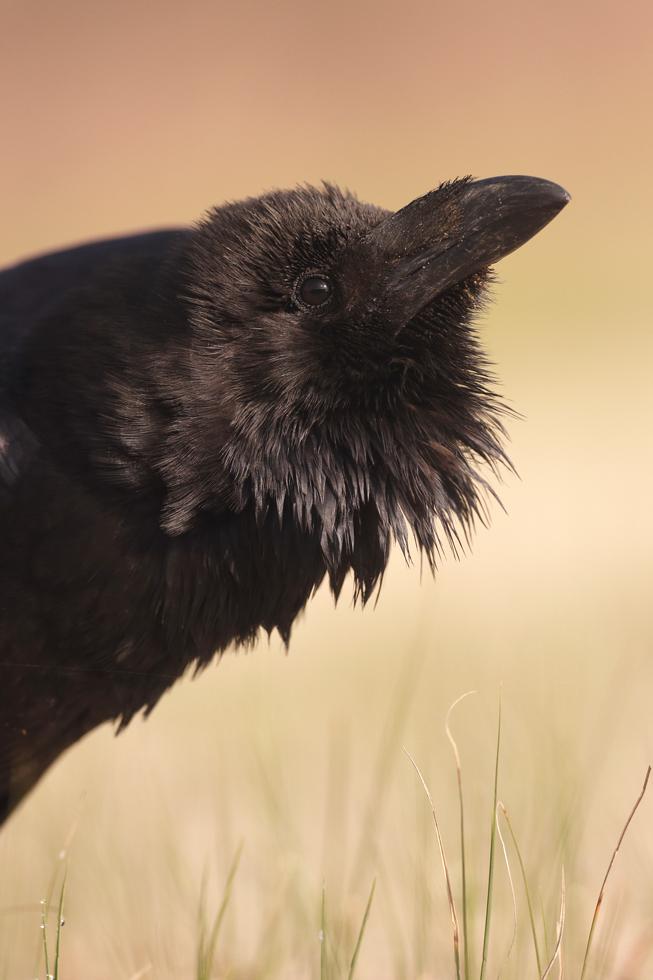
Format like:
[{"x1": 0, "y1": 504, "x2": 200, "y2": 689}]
[{"x1": 0, "y1": 177, "x2": 569, "y2": 822}]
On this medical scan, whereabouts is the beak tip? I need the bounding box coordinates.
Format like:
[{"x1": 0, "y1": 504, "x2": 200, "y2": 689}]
[
  {"x1": 478, "y1": 174, "x2": 571, "y2": 212},
  {"x1": 477, "y1": 174, "x2": 571, "y2": 239},
  {"x1": 547, "y1": 180, "x2": 572, "y2": 211}
]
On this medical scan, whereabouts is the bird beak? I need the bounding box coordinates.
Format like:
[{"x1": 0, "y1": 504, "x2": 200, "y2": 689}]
[{"x1": 367, "y1": 175, "x2": 571, "y2": 325}]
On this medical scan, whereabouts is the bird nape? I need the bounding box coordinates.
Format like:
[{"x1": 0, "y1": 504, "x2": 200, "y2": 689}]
[{"x1": 0, "y1": 175, "x2": 570, "y2": 823}]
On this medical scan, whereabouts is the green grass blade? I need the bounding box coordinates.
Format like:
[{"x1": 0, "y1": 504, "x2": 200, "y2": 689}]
[
  {"x1": 498, "y1": 802, "x2": 543, "y2": 975},
  {"x1": 373, "y1": 854, "x2": 410, "y2": 980},
  {"x1": 579, "y1": 766, "x2": 651, "y2": 980},
  {"x1": 196, "y1": 865, "x2": 209, "y2": 980},
  {"x1": 347, "y1": 878, "x2": 376, "y2": 980},
  {"x1": 40, "y1": 898, "x2": 50, "y2": 980},
  {"x1": 479, "y1": 693, "x2": 502, "y2": 980},
  {"x1": 35, "y1": 866, "x2": 60, "y2": 978},
  {"x1": 32, "y1": 823, "x2": 77, "y2": 980},
  {"x1": 445, "y1": 690, "x2": 476, "y2": 980},
  {"x1": 197, "y1": 841, "x2": 244, "y2": 980},
  {"x1": 52, "y1": 869, "x2": 67, "y2": 980}
]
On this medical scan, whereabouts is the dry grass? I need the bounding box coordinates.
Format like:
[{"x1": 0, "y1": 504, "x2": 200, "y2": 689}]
[
  {"x1": 5, "y1": 657, "x2": 652, "y2": 979},
  {"x1": 1, "y1": 342, "x2": 653, "y2": 978}
]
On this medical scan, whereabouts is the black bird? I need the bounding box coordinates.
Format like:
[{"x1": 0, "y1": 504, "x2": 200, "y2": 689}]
[{"x1": 0, "y1": 176, "x2": 569, "y2": 823}]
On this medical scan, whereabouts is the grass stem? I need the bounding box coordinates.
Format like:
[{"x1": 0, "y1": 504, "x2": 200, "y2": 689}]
[
  {"x1": 40, "y1": 898, "x2": 49, "y2": 980},
  {"x1": 479, "y1": 693, "x2": 502, "y2": 980},
  {"x1": 579, "y1": 765, "x2": 651, "y2": 980},
  {"x1": 347, "y1": 878, "x2": 376, "y2": 980},
  {"x1": 445, "y1": 690, "x2": 476, "y2": 980},
  {"x1": 498, "y1": 802, "x2": 543, "y2": 975},
  {"x1": 320, "y1": 881, "x2": 327, "y2": 980},
  {"x1": 197, "y1": 841, "x2": 243, "y2": 980},
  {"x1": 404, "y1": 748, "x2": 461, "y2": 980},
  {"x1": 52, "y1": 870, "x2": 67, "y2": 980},
  {"x1": 495, "y1": 803, "x2": 517, "y2": 978},
  {"x1": 540, "y1": 867, "x2": 565, "y2": 980}
]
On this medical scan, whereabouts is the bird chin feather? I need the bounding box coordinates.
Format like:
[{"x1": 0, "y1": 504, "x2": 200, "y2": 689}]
[
  {"x1": 156, "y1": 344, "x2": 510, "y2": 605},
  {"x1": 214, "y1": 407, "x2": 508, "y2": 605}
]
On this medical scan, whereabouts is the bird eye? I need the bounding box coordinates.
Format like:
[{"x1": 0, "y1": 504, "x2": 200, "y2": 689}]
[{"x1": 295, "y1": 273, "x2": 333, "y2": 309}]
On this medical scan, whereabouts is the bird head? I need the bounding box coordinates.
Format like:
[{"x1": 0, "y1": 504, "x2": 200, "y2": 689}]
[{"x1": 163, "y1": 177, "x2": 569, "y2": 598}]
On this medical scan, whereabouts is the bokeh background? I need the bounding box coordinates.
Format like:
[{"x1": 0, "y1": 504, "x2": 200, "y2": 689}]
[{"x1": 1, "y1": 1, "x2": 652, "y2": 977}]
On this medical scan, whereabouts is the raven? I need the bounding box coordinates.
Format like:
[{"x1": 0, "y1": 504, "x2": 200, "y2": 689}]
[{"x1": 0, "y1": 176, "x2": 569, "y2": 822}]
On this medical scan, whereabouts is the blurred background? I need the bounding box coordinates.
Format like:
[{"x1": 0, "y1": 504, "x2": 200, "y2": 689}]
[{"x1": 1, "y1": 1, "x2": 652, "y2": 977}]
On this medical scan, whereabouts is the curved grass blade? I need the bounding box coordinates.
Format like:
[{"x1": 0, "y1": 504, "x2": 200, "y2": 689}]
[
  {"x1": 404, "y1": 748, "x2": 461, "y2": 980},
  {"x1": 480, "y1": 693, "x2": 502, "y2": 980},
  {"x1": 498, "y1": 802, "x2": 543, "y2": 975},
  {"x1": 445, "y1": 690, "x2": 476, "y2": 980},
  {"x1": 495, "y1": 803, "x2": 517, "y2": 979},
  {"x1": 541, "y1": 867, "x2": 565, "y2": 980},
  {"x1": 579, "y1": 765, "x2": 651, "y2": 980}
]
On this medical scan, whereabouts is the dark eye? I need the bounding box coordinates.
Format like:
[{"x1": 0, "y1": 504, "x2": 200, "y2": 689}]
[{"x1": 295, "y1": 273, "x2": 333, "y2": 309}]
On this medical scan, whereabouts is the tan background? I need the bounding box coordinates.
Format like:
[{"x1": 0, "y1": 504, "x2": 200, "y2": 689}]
[{"x1": 1, "y1": 1, "x2": 652, "y2": 977}]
